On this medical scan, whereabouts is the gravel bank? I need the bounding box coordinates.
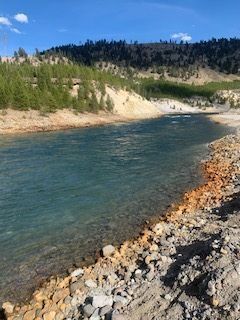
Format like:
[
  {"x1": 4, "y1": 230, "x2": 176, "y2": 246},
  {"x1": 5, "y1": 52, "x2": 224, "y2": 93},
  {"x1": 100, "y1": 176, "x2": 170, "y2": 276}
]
[{"x1": 1, "y1": 133, "x2": 240, "y2": 320}]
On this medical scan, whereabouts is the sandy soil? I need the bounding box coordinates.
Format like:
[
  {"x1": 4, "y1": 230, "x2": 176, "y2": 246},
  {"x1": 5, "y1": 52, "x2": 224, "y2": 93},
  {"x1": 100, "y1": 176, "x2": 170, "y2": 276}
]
[
  {"x1": 0, "y1": 88, "x2": 163, "y2": 135},
  {"x1": 151, "y1": 98, "x2": 227, "y2": 114},
  {"x1": 0, "y1": 109, "x2": 128, "y2": 135},
  {"x1": 208, "y1": 111, "x2": 240, "y2": 129},
  {"x1": 107, "y1": 87, "x2": 162, "y2": 119}
]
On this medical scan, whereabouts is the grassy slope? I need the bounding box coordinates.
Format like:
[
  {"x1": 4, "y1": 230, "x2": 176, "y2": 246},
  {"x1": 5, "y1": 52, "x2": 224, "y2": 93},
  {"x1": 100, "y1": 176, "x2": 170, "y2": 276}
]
[{"x1": 137, "y1": 79, "x2": 240, "y2": 100}]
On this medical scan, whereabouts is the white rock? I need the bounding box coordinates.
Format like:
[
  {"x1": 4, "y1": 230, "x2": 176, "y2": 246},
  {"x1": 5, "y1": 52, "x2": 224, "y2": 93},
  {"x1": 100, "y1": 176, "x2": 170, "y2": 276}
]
[
  {"x1": 71, "y1": 268, "x2": 84, "y2": 278},
  {"x1": 102, "y1": 245, "x2": 115, "y2": 257},
  {"x1": 150, "y1": 244, "x2": 159, "y2": 252},
  {"x1": 89, "y1": 308, "x2": 100, "y2": 320},
  {"x1": 114, "y1": 295, "x2": 129, "y2": 306},
  {"x1": 134, "y1": 269, "x2": 142, "y2": 279},
  {"x1": 92, "y1": 295, "x2": 113, "y2": 308},
  {"x1": 207, "y1": 280, "x2": 216, "y2": 296},
  {"x1": 164, "y1": 294, "x2": 172, "y2": 300},
  {"x1": 2, "y1": 302, "x2": 14, "y2": 314},
  {"x1": 152, "y1": 223, "x2": 164, "y2": 236},
  {"x1": 85, "y1": 279, "x2": 98, "y2": 288}
]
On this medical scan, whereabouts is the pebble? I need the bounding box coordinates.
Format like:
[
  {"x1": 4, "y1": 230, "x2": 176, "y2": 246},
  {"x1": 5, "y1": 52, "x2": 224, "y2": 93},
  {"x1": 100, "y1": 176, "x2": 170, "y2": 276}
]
[
  {"x1": 152, "y1": 223, "x2": 164, "y2": 236},
  {"x1": 164, "y1": 294, "x2": 172, "y2": 301},
  {"x1": 211, "y1": 297, "x2": 220, "y2": 307},
  {"x1": 83, "y1": 304, "x2": 95, "y2": 317},
  {"x1": 113, "y1": 301, "x2": 124, "y2": 310},
  {"x1": 70, "y1": 268, "x2": 84, "y2": 278},
  {"x1": 146, "y1": 270, "x2": 155, "y2": 281},
  {"x1": 102, "y1": 245, "x2": 115, "y2": 257},
  {"x1": 149, "y1": 244, "x2": 158, "y2": 252},
  {"x1": 70, "y1": 280, "x2": 84, "y2": 294},
  {"x1": 89, "y1": 308, "x2": 100, "y2": 320},
  {"x1": 134, "y1": 269, "x2": 142, "y2": 279},
  {"x1": 113, "y1": 295, "x2": 128, "y2": 306},
  {"x1": 99, "y1": 305, "x2": 112, "y2": 316},
  {"x1": 85, "y1": 279, "x2": 98, "y2": 288},
  {"x1": 2, "y1": 302, "x2": 14, "y2": 314}
]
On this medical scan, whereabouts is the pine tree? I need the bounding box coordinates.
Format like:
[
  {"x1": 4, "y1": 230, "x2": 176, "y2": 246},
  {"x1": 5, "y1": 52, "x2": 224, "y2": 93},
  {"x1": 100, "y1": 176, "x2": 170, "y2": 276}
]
[
  {"x1": 106, "y1": 94, "x2": 114, "y2": 111},
  {"x1": 99, "y1": 94, "x2": 105, "y2": 109},
  {"x1": 12, "y1": 76, "x2": 30, "y2": 110}
]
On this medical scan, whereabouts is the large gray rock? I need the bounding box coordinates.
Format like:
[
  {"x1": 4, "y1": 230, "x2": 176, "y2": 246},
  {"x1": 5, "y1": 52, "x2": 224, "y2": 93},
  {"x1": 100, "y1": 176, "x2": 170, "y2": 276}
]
[
  {"x1": 92, "y1": 295, "x2": 113, "y2": 308},
  {"x1": 83, "y1": 304, "x2": 95, "y2": 317}
]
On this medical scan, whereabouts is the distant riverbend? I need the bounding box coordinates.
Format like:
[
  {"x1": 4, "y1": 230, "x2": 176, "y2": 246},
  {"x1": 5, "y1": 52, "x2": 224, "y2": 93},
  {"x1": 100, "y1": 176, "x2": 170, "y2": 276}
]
[{"x1": 0, "y1": 115, "x2": 230, "y2": 303}]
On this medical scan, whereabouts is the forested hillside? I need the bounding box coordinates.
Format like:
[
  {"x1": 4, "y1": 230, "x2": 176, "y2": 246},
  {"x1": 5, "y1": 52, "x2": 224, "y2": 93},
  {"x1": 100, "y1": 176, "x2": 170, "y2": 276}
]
[
  {"x1": 1, "y1": 60, "x2": 240, "y2": 113},
  {"x1": 0, "y1": 63, "x2": 130, "y2": 112},
  {"x1": 46, "y1": 38, "x2": 240, "y2": 75}
]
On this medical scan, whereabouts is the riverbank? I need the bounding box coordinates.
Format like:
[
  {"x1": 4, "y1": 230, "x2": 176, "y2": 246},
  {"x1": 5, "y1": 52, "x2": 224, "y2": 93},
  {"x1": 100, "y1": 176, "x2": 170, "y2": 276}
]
[
  {"x1": 0, "y1": 86, "x2": 226, "y2": 135},
  {"x1": 208, "y1": 111, "x2": 240, "y2": 128},
  {"x1": 0, "y1": 87, "x2": 164, "y2": 135},
  {"x1": 2, "y1": 129, "x2": 239, "y2": 319}
]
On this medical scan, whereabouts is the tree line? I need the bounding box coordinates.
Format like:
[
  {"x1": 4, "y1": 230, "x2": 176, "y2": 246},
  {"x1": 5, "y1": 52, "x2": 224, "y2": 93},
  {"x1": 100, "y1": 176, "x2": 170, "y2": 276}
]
[{"x1": 45, "y1": 38, "x2": 240, "y2": 74}]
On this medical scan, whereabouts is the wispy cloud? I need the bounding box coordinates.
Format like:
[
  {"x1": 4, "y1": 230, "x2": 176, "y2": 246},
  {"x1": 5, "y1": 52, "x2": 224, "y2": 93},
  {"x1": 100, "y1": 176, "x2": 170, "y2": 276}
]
[
  {"x1": 0, "y1": 16, "x2": 12, "y2": 26},
  {"x1": 171, "y1": 32, "x2": 192, "y2": 42},
  {"x1": 14, "y1": 13, "x2": 28, "y2": 24},
  {"x1": 58, "y1": 28, "x2": 68, "y2": 33},
  {"x1": 10, "y1": 27, "x2": 21, "y2": 34},
  {"x1": 138, "y1": 1, "x2": 195, "y2": 15}
]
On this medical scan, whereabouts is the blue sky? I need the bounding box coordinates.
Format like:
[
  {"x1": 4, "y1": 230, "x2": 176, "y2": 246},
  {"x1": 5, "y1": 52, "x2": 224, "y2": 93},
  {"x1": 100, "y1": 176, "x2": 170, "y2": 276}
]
[{"x1": 0, "y1": 0, "x2": 239, "y2": 55}]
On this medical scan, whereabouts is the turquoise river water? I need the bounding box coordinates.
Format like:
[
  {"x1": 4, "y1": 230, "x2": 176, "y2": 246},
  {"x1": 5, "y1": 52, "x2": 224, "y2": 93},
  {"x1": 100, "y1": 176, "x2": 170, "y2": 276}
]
[{"x1": 0, "y1": 115, "x2": 230, "y2": 303}]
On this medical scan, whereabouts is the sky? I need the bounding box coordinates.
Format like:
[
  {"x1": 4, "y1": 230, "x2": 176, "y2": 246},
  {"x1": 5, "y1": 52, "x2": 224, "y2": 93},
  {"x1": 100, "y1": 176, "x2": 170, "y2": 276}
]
[{"x1": 0, "y1": 0, "x2": 239, "y2": 56}]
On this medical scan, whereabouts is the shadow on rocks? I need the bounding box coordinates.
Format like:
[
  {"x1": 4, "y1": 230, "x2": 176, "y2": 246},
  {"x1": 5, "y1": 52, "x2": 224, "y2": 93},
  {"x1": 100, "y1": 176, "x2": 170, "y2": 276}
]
[
  {"x1": 162, "y1": 235, "x2": 219, "y2": 300},
  {"x1": 212, "y1": 191, "x2": 240, "y2": 222},
  {"x1": 0, "y1": 309, "x2": 6, "y2": 320}
]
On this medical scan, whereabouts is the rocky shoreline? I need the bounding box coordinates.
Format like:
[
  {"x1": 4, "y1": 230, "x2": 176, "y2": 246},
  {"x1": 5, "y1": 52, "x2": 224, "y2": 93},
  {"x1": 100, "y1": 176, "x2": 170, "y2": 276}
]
[{"x1": 1, "y1": 129, "x2": 239, "y2": 319}]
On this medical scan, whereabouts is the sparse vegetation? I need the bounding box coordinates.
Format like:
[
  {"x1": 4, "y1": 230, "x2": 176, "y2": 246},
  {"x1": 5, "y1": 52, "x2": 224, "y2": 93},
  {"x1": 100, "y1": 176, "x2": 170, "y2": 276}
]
[{"x1": 136, "y1": 79, "x2": 240, "y2": 101}]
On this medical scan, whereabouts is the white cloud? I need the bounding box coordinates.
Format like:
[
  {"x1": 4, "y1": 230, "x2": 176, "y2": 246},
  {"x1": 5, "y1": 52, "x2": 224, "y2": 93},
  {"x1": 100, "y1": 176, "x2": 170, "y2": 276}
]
[
  {"x1": 14, "y1": 13, "x2": 28, "y2": 23},
  {"x1": 0, "y1": 17, "x2": 12, "y2": 26},
  {"x1": 11, "y1": 27, "x2": 21, "y2": 34},
  {"x1": 171, "y1": 32, "x2": 192, "y2": 42}
]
